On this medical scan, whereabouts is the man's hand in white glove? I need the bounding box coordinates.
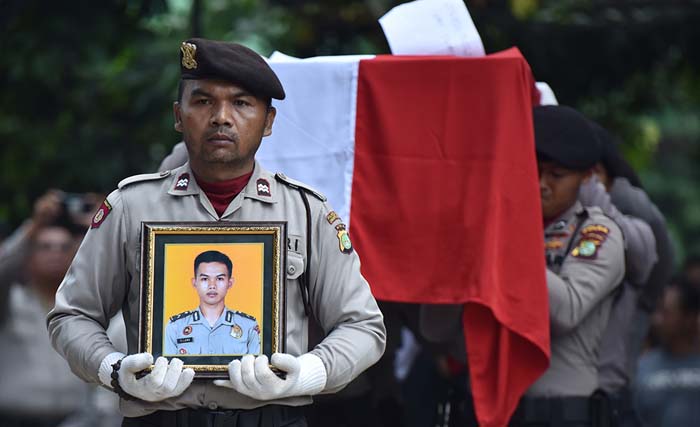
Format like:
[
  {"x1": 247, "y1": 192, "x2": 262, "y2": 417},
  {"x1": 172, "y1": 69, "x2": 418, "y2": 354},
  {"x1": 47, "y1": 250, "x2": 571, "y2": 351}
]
[
  {"x1": 98, "y1": 352, "x2": 195, "y2": 402},
  {"x1": 213, "y1": 353, "x2": 327, "y2": 401}
]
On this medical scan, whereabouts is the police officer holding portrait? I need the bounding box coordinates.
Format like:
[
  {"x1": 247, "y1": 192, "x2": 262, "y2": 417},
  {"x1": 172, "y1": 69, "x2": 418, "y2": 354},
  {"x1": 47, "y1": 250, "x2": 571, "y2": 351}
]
[
  {"x1": 165, "y1": 250, "x2": 260, "y2": 356},
  {"x1": 48, "y1": 39, "x2": 386, "y2": 427}
]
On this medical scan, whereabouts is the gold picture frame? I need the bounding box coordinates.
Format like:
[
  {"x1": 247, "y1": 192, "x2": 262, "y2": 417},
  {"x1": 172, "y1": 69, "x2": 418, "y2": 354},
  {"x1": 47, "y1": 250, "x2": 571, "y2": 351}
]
[{"x1": 139, "y1": 221, "x2": 286, "y2": 378}]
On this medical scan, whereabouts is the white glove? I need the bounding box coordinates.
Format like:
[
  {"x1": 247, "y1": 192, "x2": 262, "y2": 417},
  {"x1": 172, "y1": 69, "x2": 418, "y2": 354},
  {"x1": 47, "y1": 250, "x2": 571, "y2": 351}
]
[
  {"x1": 98, "y1": 352, "x2": 194, "y2": 402},
  {"x1": 213, "y1": 353, "x2": 327, "y2": 400}
]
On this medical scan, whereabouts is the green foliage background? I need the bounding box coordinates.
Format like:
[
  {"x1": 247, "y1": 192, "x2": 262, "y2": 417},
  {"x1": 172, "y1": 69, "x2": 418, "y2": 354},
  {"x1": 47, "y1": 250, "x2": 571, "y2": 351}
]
[{"x1": 2, "y1": 0, "x2": 699, "y2": 261}]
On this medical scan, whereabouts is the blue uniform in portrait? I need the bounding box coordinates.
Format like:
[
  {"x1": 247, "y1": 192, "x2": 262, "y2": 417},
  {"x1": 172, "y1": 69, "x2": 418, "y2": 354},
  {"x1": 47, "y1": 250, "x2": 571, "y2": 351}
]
[{"x1": 165, "y1": 307, "x2": 260, "y2": 355}]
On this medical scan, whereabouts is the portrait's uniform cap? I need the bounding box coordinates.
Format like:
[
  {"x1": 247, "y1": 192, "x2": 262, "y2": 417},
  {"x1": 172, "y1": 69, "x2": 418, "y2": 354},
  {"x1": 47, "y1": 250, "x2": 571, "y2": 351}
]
[
  {"x1": 533, "y1": 105, "x2": 601, "y2": 170},
  {"x1": 179, "y1": 38, "x2": 285, "y2": 100}
]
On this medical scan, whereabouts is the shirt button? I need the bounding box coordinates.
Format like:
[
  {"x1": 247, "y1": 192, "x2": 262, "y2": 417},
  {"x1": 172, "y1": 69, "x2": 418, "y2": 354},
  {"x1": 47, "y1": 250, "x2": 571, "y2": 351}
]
[
  {"x1": 208, "y1": 401, "x2": 219, "y2": 410},
  {"x1": 288, "y1": 265, "x2": 296, "y2": 275}
]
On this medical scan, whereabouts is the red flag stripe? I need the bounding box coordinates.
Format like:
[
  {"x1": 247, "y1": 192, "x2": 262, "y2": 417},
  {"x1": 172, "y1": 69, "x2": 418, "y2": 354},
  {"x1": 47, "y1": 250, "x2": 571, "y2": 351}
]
[{"x1": 351, "y1": 48, "x2": 549, "y2": 427}]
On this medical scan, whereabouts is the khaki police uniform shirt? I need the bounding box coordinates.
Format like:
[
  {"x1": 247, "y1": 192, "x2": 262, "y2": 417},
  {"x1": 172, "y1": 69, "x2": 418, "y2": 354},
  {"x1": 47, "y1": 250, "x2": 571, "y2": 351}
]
[
  {"x1": 528, "y1": 201, "x2": 625, "y2": 397},
  {"x1": 165, "y1": 307, "x2": 260, "y2": 356},
  {"x1": 48, "y1": 161, "x2": 386, "y2": 417}
]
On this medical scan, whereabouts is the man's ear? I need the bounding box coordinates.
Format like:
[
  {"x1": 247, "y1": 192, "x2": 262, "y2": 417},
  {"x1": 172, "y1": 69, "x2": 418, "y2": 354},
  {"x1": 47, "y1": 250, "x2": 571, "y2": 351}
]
[
  {"x1": 228, "y1": 277, "x2": 234, "y2": 290},
  {"x1": 174, "y1": 102, "x2": 183, "y2": 133},
  {"x1": 263, "y1": 106, "x2": 276, "y2": 137},
  {"x1": 191, "y1": 277, "x2": 197, "y2": 288}
]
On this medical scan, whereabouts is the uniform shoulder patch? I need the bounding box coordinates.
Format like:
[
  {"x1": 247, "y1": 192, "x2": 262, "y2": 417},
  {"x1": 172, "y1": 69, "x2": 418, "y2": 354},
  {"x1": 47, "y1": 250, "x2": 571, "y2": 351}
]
[
  {"x1": 274, "y1": 172, "x2": 327, "y2": 202},
  {"x1": 335, "y1": 223, "x2": 353, "y2": 254},
  {"x1": 571, "y1": 222, "x2": 611, "y2": 260},
  {"x1": 169, "y1": 310, "x2": 193, "y2": 322},
  {"x1": 236, "y1": 311, "x2": 257, "y2": 322},
  {"x1": 90, "y1": 199, "x2": 113, "y2": 229},
  {"x1": 118, "y1": 170, "x2": 171, "y2": 189}
]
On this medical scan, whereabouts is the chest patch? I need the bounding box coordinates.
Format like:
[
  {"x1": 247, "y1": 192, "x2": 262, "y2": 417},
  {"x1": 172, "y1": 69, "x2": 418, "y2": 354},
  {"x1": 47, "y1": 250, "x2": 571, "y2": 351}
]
[{"x1": 231, "y1": 324, "x2": 243, "y2": 339}]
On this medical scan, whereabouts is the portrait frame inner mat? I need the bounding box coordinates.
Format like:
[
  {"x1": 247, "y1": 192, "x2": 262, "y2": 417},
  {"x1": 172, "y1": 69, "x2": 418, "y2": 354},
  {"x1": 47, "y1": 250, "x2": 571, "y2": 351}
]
[{"x1": 139, "y1": 221, "x2": 287, "y2": 378}]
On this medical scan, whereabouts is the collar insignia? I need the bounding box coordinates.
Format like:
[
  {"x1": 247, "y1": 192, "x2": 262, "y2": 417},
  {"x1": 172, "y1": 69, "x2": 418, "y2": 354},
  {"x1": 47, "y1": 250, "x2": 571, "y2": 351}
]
[
  {"x1": 257, "y1": 178, "x2": 271, "y2": 197},
  {"x1": 175, "y1": 173, "x2": 190, "y2": 190}
]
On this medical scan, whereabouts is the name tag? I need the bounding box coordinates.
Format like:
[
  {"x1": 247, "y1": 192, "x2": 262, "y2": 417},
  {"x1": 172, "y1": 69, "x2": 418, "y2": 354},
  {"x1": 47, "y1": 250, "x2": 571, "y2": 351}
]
[{"x1": 177, "y1": 337, "x2": 193, "y2": 344}]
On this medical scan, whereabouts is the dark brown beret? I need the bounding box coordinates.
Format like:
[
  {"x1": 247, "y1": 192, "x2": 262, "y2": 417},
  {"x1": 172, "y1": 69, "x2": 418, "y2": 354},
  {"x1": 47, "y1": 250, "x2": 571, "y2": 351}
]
[
  {"x1": 179, "y1": 38, "x2": 285, "y2": 100},
  {"x1": 533, "y1": 105, "x2": 601, "y2": 170}
]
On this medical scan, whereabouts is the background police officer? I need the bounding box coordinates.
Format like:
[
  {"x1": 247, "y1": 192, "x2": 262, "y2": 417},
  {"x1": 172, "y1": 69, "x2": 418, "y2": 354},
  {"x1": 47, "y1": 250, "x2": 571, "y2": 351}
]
[{"x1": 420, "y1": 106, "x2": 626, "y2": 427}]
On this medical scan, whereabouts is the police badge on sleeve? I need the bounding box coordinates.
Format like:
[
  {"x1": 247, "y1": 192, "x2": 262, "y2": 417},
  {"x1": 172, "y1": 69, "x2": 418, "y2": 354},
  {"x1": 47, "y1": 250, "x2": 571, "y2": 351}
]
[{"x1": 90, "y1": 199, "x2": 112, "y2": 229}]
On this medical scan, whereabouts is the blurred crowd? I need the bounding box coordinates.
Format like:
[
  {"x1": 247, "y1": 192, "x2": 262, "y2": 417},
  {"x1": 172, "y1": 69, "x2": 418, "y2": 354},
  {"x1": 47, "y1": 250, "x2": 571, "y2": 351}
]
[
  {"x1": 0, "y1": 191, "x2": 126, "y2": 427},
  {"x1": 0, "y1": 104, "x2": 698, "y2": 427}
]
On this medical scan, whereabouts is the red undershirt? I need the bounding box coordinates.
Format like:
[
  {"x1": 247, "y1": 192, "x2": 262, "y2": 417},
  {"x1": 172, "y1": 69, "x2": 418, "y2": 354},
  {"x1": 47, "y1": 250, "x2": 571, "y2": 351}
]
[{"x1": 195, "y1": 171, "x2": 254, "y2": 217}]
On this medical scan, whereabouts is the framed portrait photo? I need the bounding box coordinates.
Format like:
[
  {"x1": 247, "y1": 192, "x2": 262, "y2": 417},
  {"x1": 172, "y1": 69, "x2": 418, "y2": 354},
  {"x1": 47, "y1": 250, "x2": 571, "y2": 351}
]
[{"x1": 139, "y1": 221, "x2": 286, "y2": 378}]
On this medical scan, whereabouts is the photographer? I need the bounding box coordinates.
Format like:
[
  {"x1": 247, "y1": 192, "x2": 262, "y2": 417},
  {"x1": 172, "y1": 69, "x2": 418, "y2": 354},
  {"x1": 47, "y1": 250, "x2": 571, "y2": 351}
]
[{"x1": 0, "y1": 190, "x2": 125, "y2": 427}]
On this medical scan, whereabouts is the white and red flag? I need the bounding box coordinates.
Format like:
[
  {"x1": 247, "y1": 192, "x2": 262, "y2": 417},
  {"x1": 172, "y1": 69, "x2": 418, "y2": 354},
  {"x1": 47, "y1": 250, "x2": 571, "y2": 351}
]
[{"x1": 259, "y1": 48, "x2": 549, "y2": 427}]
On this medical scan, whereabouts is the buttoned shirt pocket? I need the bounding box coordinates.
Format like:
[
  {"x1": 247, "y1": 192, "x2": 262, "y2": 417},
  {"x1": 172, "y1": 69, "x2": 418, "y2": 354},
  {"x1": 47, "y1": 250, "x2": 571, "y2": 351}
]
[{"x1": 286, "y1": 251, "x2": 305, "y2": 280}]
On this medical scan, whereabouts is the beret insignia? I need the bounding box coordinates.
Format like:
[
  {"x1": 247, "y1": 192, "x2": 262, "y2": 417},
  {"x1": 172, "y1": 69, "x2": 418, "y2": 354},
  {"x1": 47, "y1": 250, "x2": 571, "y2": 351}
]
[{"x1": 181, "y1": 42, "x2": 198, "y2": 70}]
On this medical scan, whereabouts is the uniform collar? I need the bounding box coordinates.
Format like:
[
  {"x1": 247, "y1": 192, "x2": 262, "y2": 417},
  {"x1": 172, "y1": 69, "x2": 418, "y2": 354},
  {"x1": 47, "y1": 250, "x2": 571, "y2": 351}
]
[
  {"x1": 167, "y1": 161, "x2": 278, "y2": 204},
  {"x1": 194, "y1": 306, "x2": 233, "y2": 327},
  {"x1": 544, "y1": 201, "x2": 584, "y2": 234}
]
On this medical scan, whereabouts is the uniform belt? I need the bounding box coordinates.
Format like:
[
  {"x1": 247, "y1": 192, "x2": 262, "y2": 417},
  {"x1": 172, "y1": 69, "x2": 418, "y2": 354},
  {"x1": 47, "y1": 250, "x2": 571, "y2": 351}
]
[
  {"x1": 123, "y1": 405, "x2": 306, "y2": 427},
  {"x1": 511, "y1": 396, "x2": 593, "y2": 424}
]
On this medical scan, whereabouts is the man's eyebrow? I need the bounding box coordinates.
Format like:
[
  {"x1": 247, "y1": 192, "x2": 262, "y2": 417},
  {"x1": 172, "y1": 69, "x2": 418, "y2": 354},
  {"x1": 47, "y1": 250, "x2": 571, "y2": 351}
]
[
  {"x1": 190, "y1": 88, "x2": 212, "y2": 98},
  {"x1": 231, "y1": 89, "x2": 254, "y2": 98}
]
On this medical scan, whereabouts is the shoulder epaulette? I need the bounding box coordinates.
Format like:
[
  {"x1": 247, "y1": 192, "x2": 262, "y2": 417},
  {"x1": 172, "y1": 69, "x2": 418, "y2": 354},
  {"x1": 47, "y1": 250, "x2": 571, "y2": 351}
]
[
  {"x1": 274, "y1": 172, "x2": 327, "y2": 202},
  {"x1": 236, "y1": 311, "x2": 257, "y2": 322},
  {"x1": 118, "y1": 170, "x2": 171, "y2": 189},
  {"x1": 170, "y1": 310, "x2": 193, "y2": 322}
]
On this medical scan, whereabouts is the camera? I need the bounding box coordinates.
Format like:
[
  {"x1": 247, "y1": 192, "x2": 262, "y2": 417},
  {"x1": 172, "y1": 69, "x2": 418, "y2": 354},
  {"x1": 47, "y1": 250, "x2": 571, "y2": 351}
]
[{"x1": 62, "y1": 192, "x2": 94, "y2": 216}]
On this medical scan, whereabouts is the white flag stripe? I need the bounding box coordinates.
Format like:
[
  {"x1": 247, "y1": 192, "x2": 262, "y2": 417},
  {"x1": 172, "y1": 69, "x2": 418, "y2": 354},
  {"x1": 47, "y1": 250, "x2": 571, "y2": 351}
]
[{"x1": 259, "y1": 55, "x2": 373, "y2": 225}]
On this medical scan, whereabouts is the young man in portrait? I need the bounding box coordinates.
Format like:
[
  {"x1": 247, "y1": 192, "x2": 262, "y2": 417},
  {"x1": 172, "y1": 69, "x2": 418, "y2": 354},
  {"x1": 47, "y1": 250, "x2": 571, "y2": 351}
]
[{"x1": 165, "y1": 250, "x2": 260, "y2": 356}]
